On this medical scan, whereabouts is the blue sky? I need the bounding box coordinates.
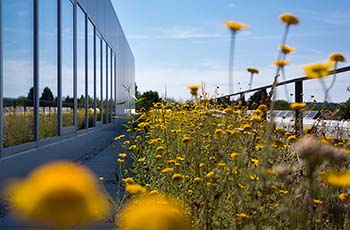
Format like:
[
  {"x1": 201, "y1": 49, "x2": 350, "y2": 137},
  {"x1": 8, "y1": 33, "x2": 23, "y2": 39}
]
[{"x1": 112, "y1": 0, "x2": 350, "y2": 102}]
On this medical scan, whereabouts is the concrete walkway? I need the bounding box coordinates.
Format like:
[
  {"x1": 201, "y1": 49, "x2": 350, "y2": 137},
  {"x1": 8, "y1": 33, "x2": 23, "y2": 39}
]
[{"x1": 0, "y1": 121, "x2": 127, "y2": 230}]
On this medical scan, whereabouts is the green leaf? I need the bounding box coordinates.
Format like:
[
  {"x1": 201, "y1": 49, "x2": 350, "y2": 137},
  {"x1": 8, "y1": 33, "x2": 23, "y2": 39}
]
[
  {"x1": 130, "y1": 97, "x2": 145, "y2": 105},
  {"x1": 122, "y1": 124, "x2": 131, "y2": 130}
]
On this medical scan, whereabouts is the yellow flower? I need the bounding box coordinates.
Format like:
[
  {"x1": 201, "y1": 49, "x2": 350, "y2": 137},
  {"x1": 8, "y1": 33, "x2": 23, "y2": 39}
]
[
  {"x1": 280, "y1": 44, "x2": 296, "y2": 54},
  {"x1": 119, "y1": 153, "x2": 127, "y2": 158},
  {"x1": 193, "y1": 177, "x2": 203, "y2": 183},
  {"x1": 155, "y1": 154, "x2": 162, "y2": 160},
  {"x1": 5, "y1": 161, "x2": 109, "y2": 227},
  {"x1": 123, "y1": 140, "x2": 130, "y2": 145},
  {"x1": 125, "y1": 184, "x2": 147, "y2": 195},
  {"x1": 257, "y1": 104, "x2": 268, "y2": 112},
  {"x1": 156, "y1": 146, "x2": 166, "y2": 152},
  {"x1": 304, "y1": 62, "x2": 332, "y2": 79},
  {"x1": 313, "y1": 199, "x2": 322, "y2": 205},
  {"x1": 206, "y1": 171, "x2": 215, "y2": 178},
  {"x1": 223, "y1": 20, "x2": 248, "y2": 32},
  {"x1": 217, "y1": 162, "x2": 226, "y2": 167},
  {"x1": 324, "y1": 171, "x2": 350, "y2": 187},
  {"x1": 252, "y1": 115, "x2": 262, "y2": 122},
  {"x1": 114, "y1": 134, "x2": 125, "y2": 140},
  {"x1": 162, "y1": 168, "x2": 174, "y2": 173},
  {"x1": 274, "y1": 59, "x2": 290, "y2": 67},
  {"x1": 250, "y1": 158, "x2": 259, "y2": 167},
  {"x1": 121, "y1": 177, "x2": 135, "y2": 185},
  {"x1": 167, "y1": 159, "x2": 176, "y2": 164},
  {"x1": 214, "y1": 129, "x2": 223, "y2": 137},
  {"x1": 187, "y1": 85, "x2": 200, "y2": 96},
  {"x1": 255, "y1": 144, "x2": 264, "y2": 151},
  {"x1": 230, "y1": 152, "x2": 240, "y2": 160},
  {"x1": 290, "y1": 102, "x2": 306, "y2": 110},
  {"x1": 137, "y1": 158, "x2": 146, "y2": 163},
  {"x1": 253, "y1": 109, "x2": 264, "y2": 116},
  {"x1": 247, "y1": 67, "x2": 259, "y2": 74},
  {"x1": 287, "y1": 135, "x2": 298, "y2": 142},
  {"x1": 279, "y1": 13, "x2": 299, "y2": 25},
  {"x1": 236, "y1": 213, "x2": 250, "y2": 219},
  {"x1": 172, "y1": 173, "x2": 184, "y2": 182},
  {"x1": 275, "y1": 127, "x2": 285, "y2": 133},
  {"x1": 249, "y1": 175, "x2": 260, "y2": 181},
  {"x1": 279, "y1": 189, "x2": 288, "y2": 194},
  {"x1": 329, "y1": 52, "x2": 345, "y2": 62},
  {"x1": 137, "y1": 122, "x2": 148, "y2": 129},
  {"x1": 149, "y1": 190, "x2": 160, "y2": 195},
  {"x1": 257, "y1": 191, "x2": 263, "y2": 198},
  {"x1": 338, "y1": 193, "x2": 348, "y2": 201},
  {"x1": 117, "y1": 195, "x2": 190, "y2": 230},
  {"x1": 176, "y1": 156, "x2": 185, "y2": 161},
  {"x1": 223, "y1": 107, "x2": 233, "y2": 114},
  {"x1": 182, "y1": 136, "x2": 192, "y2": 144},
  {"x1": 242, "y1": 124, "x2": 252, "y2": 132},
  {"x1": 117, "y1": 159, "x2": 125, "y2": 164},
  {"x1": 199, "y1": 163, "x2": 205, "y2": 168}
]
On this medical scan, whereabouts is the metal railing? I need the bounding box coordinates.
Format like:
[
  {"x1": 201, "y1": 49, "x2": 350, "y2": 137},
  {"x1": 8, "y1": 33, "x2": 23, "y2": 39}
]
[{"x1": 217, "y1": 66, "x2": 350, "y2": 135}]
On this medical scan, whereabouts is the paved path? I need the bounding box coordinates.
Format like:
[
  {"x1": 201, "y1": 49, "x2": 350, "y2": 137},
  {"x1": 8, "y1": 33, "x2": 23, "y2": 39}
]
[{"x1": 0, "y1": 121, "x2": 127, "y2": 230}]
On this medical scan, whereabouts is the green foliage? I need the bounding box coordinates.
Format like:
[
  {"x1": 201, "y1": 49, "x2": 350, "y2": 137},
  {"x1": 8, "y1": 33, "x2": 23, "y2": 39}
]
[
  {"x1": 274, "y1": 100, "x2": 290, "y2": 110},
  {"x1": 135, "y1": 90, "x2": 162, "y2": 111},
  {"x1": 310, "y1": 102, "x2": 339, "y2": 111},
  {"x1": 40, "y1": 87, "x2": 54, "y2": 102},
  {"x1": 336, "y1": 98, "x2": 350, "y2": 120},
  {"x1": 248, "y1": 89, "x2": 268, "y2": 109}
]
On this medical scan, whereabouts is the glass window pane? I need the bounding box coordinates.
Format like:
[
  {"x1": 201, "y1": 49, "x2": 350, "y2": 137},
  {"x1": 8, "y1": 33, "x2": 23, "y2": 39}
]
[
  {"x1": 88, "y1": 21, "x2": 94, "y2": 128},
  {"x1": 39, "y1": 0, "x2": 58, "y2": 139},
  {"x1": 96, "y1": 33, "x2": 102, "y2": 122},
  {"x1": 77, "y1": 6, "x2": 86, "y2": 130},
  {"x1": 62, "y1": 0, "x2": 74, "y2": 127},
  {"x1": 111, "y1": 54, "x2": 115, "y2": 119},
  {"x1": 3, "y1": 0, "x2": 34, "y2": 147},
  {"x1": 102, "y1": 40, "x2": 107, "y2": 124},
  {"x1": 109, "y1": 47, "x2": 112, "y2": 123}
]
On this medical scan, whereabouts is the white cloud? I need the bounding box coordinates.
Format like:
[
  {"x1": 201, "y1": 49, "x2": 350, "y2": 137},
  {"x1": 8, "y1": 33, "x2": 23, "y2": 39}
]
[{"x1": 129, "y1": 26, "x2": 226, "y2": 40}]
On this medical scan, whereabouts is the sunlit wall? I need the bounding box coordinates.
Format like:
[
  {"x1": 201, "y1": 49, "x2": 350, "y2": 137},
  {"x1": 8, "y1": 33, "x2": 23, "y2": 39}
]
[{"x1": 0, "y1": 0, "x2": 135, "y2": 156}]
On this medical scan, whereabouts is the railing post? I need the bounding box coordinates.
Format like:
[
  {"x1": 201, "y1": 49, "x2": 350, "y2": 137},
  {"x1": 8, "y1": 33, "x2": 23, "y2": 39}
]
[{"x1": 295, "y1": 80, "x2": 303, "y2": 136}]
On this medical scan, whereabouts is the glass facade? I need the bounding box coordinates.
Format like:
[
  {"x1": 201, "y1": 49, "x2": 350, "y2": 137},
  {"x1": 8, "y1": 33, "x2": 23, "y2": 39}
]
[
  {"x1": 39, "y1": 0, "x2": 58, "y2": 139},
  {"x1": 76, "y1": 5, "x2": 86, "y2": 130},
  {"x1": 0, "y1": 0, "x2": 135, "y2": 156},
  {"x1": 3, "y1": 0, "x2": 34, "y2": 147},
  {"x1": 109, "y1": 49, "x2": 113, "y2": 123},
  {"x1": 95, "y1": 33, "x2": 102, "y2": 122},
  {"x1": 87, "y1": 20, "x2": 94, "y2": 128},
  {"x1": 62, "y1": 0, "x2": 74, "y2": 127},
  {"x1": 102, "y1": 40, "x2": 107, "y2": 124}
]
